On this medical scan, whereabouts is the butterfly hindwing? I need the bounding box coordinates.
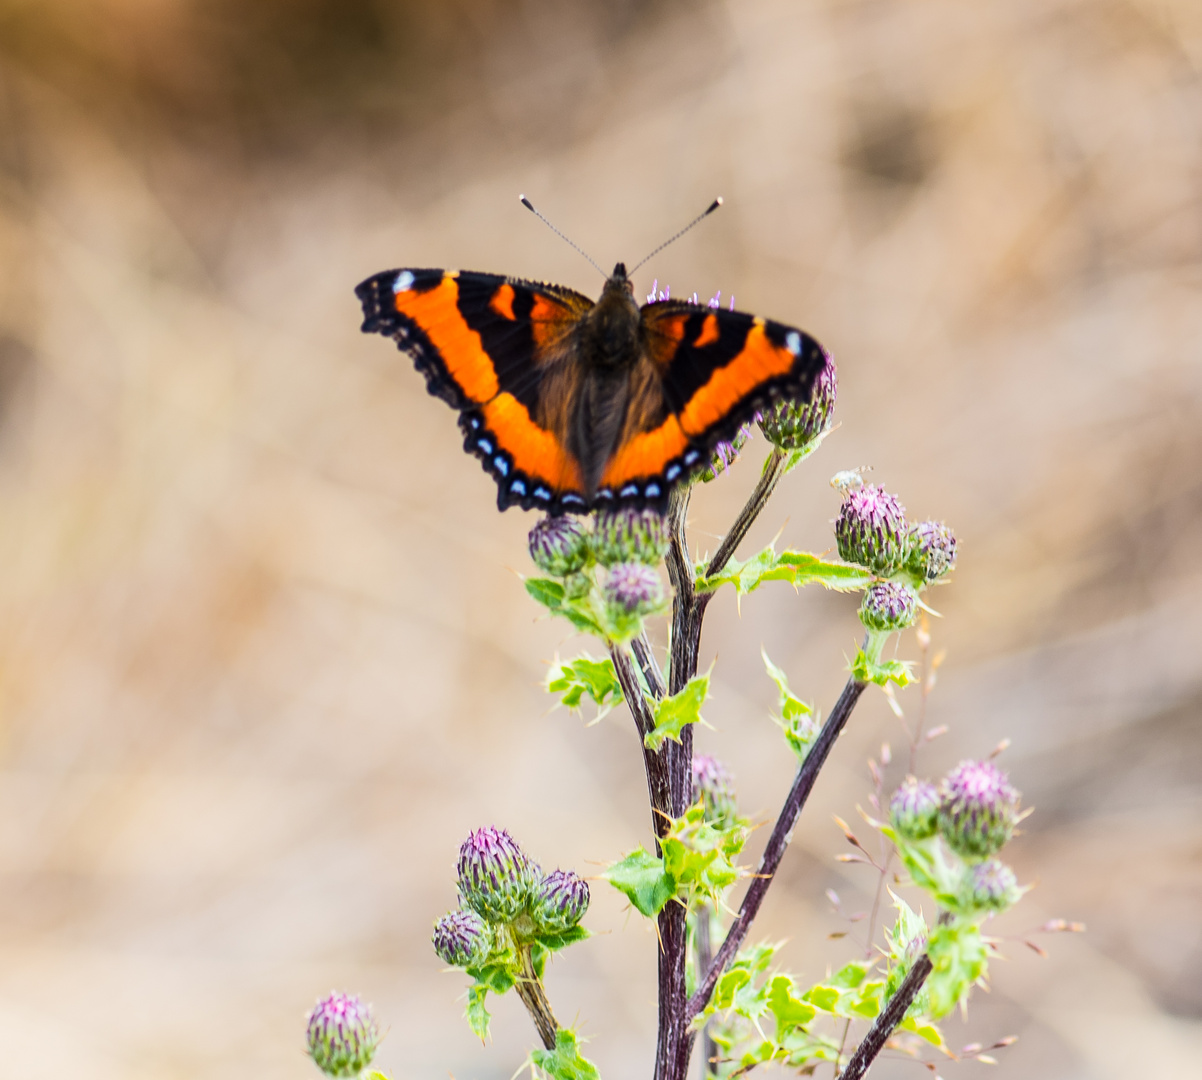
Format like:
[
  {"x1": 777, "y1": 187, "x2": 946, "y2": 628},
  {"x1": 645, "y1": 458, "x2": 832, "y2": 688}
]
[
  {"x1": 595, "y1": 301, "x2": 828, "y2": 496},
  {"x1": 355, "y1": 268, "x2": 596, "y2": 511}
]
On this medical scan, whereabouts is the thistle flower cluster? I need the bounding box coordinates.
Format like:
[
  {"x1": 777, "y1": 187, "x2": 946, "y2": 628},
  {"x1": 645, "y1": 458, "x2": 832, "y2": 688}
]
[
  {"x1": 836, "y1": 484, "x2": 910, "y2": 575},
  {"x1": 890, "y1": 760, "x2": 1024, "y2": 915},
  {"x1": 306, "y1": 993, "x2": 380, "y2": 1078},
  {"x1": 433, "y1": 827, "x2": 590, "y2": 968}
]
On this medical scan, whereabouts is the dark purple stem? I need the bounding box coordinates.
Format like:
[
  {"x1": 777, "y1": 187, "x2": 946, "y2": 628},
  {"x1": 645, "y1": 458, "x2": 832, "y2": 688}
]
[
  {"x1": 837, "y1": 952, "x2": 933, "y2": 1079},
  {"x1": 686, "y1": 675, "x2": 868, "y2": 1021}
]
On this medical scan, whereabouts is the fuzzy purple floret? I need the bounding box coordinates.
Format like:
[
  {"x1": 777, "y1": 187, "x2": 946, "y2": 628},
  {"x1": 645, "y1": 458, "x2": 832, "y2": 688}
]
[
  {"x1": 306, "y1": 992, "x2": 379, "y2": 1078},
  {"x1": 938, "y1": 760, "x2": 1021, "y2": 859},
  {"x1": 860, "y1": 580, "x2": 919, "y2": 632},
  {"x1": 593, "y1": 508, "x2": 669, "y2": 567},
  {"x1": 603, "y1": 562, "x2": 663, "y2": 615},
  {"x1": 835, "y1": 484, "x2": 909, "y2": 574},
  {"x1": 457, "y1": 826, "x2": 540, "y2": 922}
]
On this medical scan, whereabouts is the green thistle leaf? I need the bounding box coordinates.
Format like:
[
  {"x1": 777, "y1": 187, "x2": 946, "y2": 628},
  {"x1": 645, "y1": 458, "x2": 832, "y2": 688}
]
[
  {"x1": 696, "y1": 545, "x2": 873, "y2": 596},
  {"x1": 604, "y1": 848, "x2": 676, "y2": 917},
  {"x1": 644, "y1": 672, "x2": 709, "y2": 751},
  {"x1": 530, "y1": 1028, "x2": 600, "y2": 1080},
  {"x1": 926, "y1": 920, "x2": 987, "y2": 1019},
  {"x1": 547, "y1": 656, "x2": 623, "y2": 717}
]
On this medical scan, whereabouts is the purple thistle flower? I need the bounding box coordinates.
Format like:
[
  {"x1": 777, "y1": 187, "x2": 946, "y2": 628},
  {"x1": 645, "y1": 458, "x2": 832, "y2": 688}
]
[
  {"x1": 306, "y1": 992, "x2": 380, "y2": 1078},
  {"x1": 835, "y1": 484, "x2": 909, "y2": 575},
  {"x1": 603, "y1": 562, "x2": 663, "y2": 616},
  {"x1": 966, "y1": 858, "x2": 1020, "y2": 911},
  {"x1": 531, "y1": 869, "x2": 590, "y2": 934},
  {"x1": 593, "y1": 508, "x2": 669, "y2": 567},
  {"x1": 457, "y1": 826, "x2": 540, "y2": 923},
  {"x1": 759, "y1": 352, "x2": 838, "y2": 451},
  {"x1": 889, "y1": 776, "x2": 939, "y2": 840},
  {"x1": 432, "y1": 908, "x2": 493, "y2": 967},
  {"x1": 860, "y1": 580, "x2": 919, "y2": 633},
  {"x1": 691, "y1": 754, "x2": 738, "y2": 825},
  {"x1": 938, "y1": 760, "x2": 1021, "y2": 860},
  {"x1": 908, "y1": 520, "x2": 958, "y2": 582},
  {"x1": 528, "y1": 515, "x2": 590, "y2": 577}
]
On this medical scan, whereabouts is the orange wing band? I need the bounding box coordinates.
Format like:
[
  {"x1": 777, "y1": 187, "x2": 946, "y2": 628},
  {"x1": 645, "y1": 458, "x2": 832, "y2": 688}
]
[
  {"x1": 679, "y1": 322, "x2": 794, "y2": 436},
  {"x1": 394, "y1": 276, "x2": 499, "y2": 404},
  {"x1": 482, "y1": 394, "x2": 583, "y2": 491},
  {"x1": 599, "y1": 416, "x2": 689, "y2": 489}
]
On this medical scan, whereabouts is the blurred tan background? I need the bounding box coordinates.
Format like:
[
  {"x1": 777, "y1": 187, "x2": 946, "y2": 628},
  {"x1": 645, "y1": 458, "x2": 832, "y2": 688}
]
[{"x1": 0, "y1": 0, "x2": 1199, "y2": 1077}]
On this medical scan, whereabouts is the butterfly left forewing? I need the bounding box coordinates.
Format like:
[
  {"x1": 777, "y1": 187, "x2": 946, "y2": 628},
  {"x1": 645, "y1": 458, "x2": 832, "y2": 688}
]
[{"x1": 356, "y1": 268, "x2": 595, "y2": 511}]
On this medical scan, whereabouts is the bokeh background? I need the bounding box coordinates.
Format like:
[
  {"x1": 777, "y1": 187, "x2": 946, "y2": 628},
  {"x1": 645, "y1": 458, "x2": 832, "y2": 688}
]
[{"x1": 0, "y1": 0, "x2": 1200, "y2": 1077}]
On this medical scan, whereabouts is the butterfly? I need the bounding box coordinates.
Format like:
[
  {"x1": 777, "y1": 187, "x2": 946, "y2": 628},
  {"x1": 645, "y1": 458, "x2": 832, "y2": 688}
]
[{"x1": 355, "y1": 259, "x2": 828, "y2": 514}]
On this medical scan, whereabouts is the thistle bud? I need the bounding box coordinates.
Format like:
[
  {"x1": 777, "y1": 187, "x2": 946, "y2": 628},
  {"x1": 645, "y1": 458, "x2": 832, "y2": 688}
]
[
  {"x1": 937, "y1": 760, "x2": 1021, "y2": 860},
  {"x1": 593, "y1": 508, "x2": 669, "y2": 567},
  {"x1": 759, "y1": 354, "x2": 837, "y2": 450},
  {"x1": 964, "y1": 858, "x2": 1020, "y2": 911},
  {"x1": 835, "y1": 485, "x2": 909, "y2": 574},
  {"x1": 907, "y1": 520, "x2": 958, "y2": 582},
  {"x1": 889, "y1": 776, "x2": 939, "y2": 841},
  {"x1": 305, "y1": 992, "x2": 380, "y2": 1078},
  {"x1": 859, "y1": 580, "x2": 919, "y2": 632},
  {"x1": 432, "y1": 908, "x2": 493, "y2": 967},
  {"x1": 691, "y1": 754, "x2": 738, "y2": 826},
  {"x1": 602, "y1": 562, "x2": 664, "y2": 616},
  {"x1": 457, "y1": 826, "x2": 540, "y2": 923},
  {"x1": 528, "y1": 515, "x2": 590, "y2": 577},
  {"x1": 531, "y1": 869, "x2": 590, "y2": 935},
  {"x1": 697, "y1": 424, "x2": 752, "y2": 483}
]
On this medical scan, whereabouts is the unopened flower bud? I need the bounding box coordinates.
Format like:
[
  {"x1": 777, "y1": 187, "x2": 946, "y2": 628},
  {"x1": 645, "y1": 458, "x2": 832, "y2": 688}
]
[
  {"x1": 603, "y1": 562, "x2": 663, "y2": 616},
  {"x1": 889, "y1": 776, "x2": 939, "y2": 840},
  {"x1": 965, "y1": 858, "x2": 1020, "y2": 911},
  {"x1": 835, "y1": 485, "x2": 909, "y2": 574},
  {"x1": 531, "y1": 869, "x2": 590, "y2": 934},
  {"x1": 432, "y1": 908, "x2": 493, "y2": 967},
  {"x1": 306, "y1": 992, "x2": 380, "y2": 1078},
  {"x1": 457, "y1": 826, "x2": 540, "y2": 923},
  {"x1": 908, "y1": 520, "x2": 957, "y2": 582},
  {"x1": 759, "y1": 354, "x2": 837, "y2": 450},
  {"x1": 697, "y1": 424, "x2": 752, "y2": 482},
  {"x1": 691, "y1": 754, "x2": 738, "y2": 826},
  {"x1": 860, "y1": 580, "x2": 919, "y2": 632},
  {"x1": 593, "y1": 508, "x2": 669, "y2": 567},
  {"x1": 528, "y1": 515, "x2": 590, "y2": 576},
  {"x1": 938, "y1": 760, "x2": 1021, "y2": 860}
]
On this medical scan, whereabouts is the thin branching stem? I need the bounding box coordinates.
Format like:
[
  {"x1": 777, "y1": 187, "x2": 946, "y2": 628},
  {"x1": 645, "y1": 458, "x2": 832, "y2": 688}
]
[
  {"x1": 836, "y1": 953, "x2": 933, "y2": 1080},
  {"x1": 514, "y1": 944, "x2": 559, "y2": 1051}
]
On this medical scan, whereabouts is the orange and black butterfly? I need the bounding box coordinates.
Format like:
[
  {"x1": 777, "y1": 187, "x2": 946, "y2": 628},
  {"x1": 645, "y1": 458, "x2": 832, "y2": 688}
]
[{"x1": 356, "y1": 242, "x2": 828, "y2": 514}]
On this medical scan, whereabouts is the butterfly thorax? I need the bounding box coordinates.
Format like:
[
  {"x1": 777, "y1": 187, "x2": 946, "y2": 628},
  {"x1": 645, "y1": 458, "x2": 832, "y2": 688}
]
[{"x1": 568, "y1": 263, "x2": 644, "y2": 495}]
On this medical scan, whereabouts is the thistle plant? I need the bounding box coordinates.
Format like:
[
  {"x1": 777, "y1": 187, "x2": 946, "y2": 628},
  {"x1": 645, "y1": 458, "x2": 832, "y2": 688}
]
[{"x1": 309, "y1": 293, "x2": 1079, "y2": 1080}]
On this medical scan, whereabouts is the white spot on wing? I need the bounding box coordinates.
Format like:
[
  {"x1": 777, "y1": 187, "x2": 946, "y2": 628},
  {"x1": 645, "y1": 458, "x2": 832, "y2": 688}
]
[
  {"x1": 786, "y1": 330, "x2": 802, "y2": 356},
  {"x1": 393, "y1": 270, "x2": 415, "y2": 293}
]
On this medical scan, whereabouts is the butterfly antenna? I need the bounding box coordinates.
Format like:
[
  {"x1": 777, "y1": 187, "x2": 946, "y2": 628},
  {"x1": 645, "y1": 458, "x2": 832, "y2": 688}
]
[
  {"x1": 629, "y1": 197, "x2": 723, "y2": 274},
  {"x1": 519, "y1": 195, "x2": 607, "y2": 279}
]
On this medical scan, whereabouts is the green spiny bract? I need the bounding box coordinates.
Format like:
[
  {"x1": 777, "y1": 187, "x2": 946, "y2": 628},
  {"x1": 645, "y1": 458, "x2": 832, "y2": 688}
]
[
  {"x1": 457, "y1": 826, "x2": 541, "y2": 923},
  {"x1": 305, "y1": 992, "x2": 380, "y2": 1078},
  {"x1": 432, "y1": 908, "x2": 493, "y2": 967},
  {"x1": 859, "y1": 580, "x2": 919, "y2": 632},
  {"x1": 593, "y1": 508, "x2": 669, "y2": 567},
  {"x1": 835, "y1": 484, "x2": 910, "y2": 575},
  {"x1": 889, "y1": 776, "x2": 940, "y2": 841},
  {"x1": 759, "y1": 353, "x2": 837, "y2": 451},
  {"x1": 937, "y1": 760, "x2": 1021, "y2": 860},
  {"x1": 530, "y1": 869, "x2": 590, "y2": 935}
]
